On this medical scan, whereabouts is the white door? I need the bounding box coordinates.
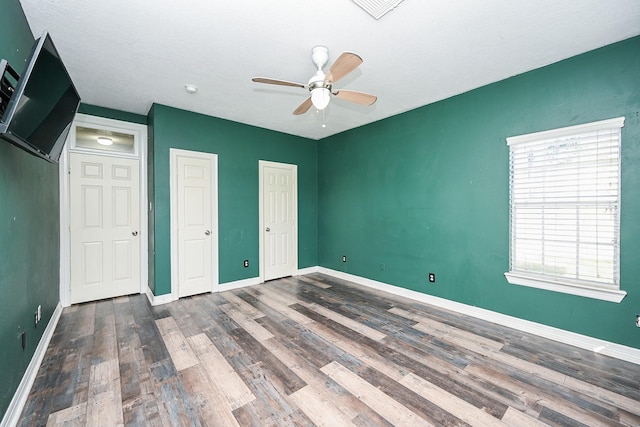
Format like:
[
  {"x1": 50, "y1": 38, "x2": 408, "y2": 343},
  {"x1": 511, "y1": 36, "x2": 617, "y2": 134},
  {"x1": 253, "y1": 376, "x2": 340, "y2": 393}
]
[
  {"x1": 69, "y1": 152, "x2": 140, "y2": 303},
  {"x1": 171, "y1": 149, "x2": 218, "y2": 298},
  {"x1": 260, "y1": 161, "x2": 297, "y2": 281}
]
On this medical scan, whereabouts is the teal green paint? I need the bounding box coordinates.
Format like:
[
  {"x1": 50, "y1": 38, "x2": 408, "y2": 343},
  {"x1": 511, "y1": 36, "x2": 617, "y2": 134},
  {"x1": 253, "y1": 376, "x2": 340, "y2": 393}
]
[
  {"x1": 150, "y1": 104, "x2": 317, "y2": 295},
  {"x1": 0, "y1": 0, "x2": 61, "y2": 415},
  {"x1": 78, "y1": 103, "x2": 147, "y2": 124},
  {"x1": 319, "y1": 36, "x2": 640, "y2": 348}
]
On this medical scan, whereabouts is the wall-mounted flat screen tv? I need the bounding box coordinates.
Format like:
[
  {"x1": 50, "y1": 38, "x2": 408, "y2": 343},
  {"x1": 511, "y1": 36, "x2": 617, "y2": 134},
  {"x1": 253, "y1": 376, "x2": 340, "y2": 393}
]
[{"x1": 0, "y1": 31, "x2": 81, "y2": 164}]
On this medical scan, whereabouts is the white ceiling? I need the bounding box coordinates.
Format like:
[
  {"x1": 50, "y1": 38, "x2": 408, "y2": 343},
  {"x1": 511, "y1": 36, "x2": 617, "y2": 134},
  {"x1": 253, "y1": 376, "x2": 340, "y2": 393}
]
[{"x1": 19, "y1": 0, "x2": 640, "y2": 140}]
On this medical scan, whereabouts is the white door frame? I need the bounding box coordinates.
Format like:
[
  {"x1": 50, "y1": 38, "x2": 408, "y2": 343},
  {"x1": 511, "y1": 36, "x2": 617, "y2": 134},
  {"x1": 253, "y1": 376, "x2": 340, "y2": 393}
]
[
  {"x1": 259, "y1": 160, "x2": 298, "y2": 282},
  {"x1": 170, "y1": 148, "x2": 219, "y2": 300},
  {"x1": 59, "y1": 113, "x2": 148, "y2": 307}
]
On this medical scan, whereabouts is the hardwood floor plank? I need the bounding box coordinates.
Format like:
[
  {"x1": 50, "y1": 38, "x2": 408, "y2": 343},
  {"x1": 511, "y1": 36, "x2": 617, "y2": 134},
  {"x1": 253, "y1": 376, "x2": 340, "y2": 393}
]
[
  {"x1": 501, "y1": 406, "x2": 550, "y2": 427},
  {"x1": 226, "y1": 326, "x2": 307, "y2": 396},
  {"x1": 86, "y1": 359, "x2": 124, "y2": 426},
  {"x1": 70, "y1": 301, "x2": 96, "y2": 340},
  {"x1": 222, "y1": 291, "x2": 266, "y2": 319},
  {"x1": 256, "y1": 312, "x2": 348, "y2": 370},
  {"x1": 285, "y1": 275, "x2": 332, "y2": 289},
  {"x1": 400, "y1": 371, "x2": 507, "y2": 427},
  {"x1": 560, "y1": 373, "x2": 640, "y2": 417},
  {"x1": 148, "y1": 358, "x2": 202, "y2": 426},
  {"x1": 219, "y1": 302, "x2": 275, "y2": 342},
  {"x1": 186, "y1": 333, "x2": 255, "y2": 410},
  {"x1": 289, "y1": 385, "x2": 356, "y2": 426},
  {"x1": 262, "y1": 336, "x2": 392, "y2": 424},
  {"x1": 286, "y1": 311, "x2": 408, "y2": 381},
  {"x1": 45, "y1": 402, "x2": 87, "y2": 426},
  {"x1": 472, "y1": 342, "x2": 640, "y2": 421},
  {"x1": 537, "y1": 406, "x2": 590, "y2": 427},
  {"x1": 180, "y1": 364, "x2": 241, "y2": 427},
  {"x1": 93, "y1": 301, "x2": 119, "y2": 361},
  {"x1": 465, "y1": 364, "x2": 626, "y2": 426},
  {"x1": 155, "y1": 316, "x2": 199, "y2": 371},
  {"x1": 356, "y1": 365, "x2": 472, "y2": 426},
  {"x1": 129, "y1": 295, "x2": 172, "y2": 365},
  {"x1": 389, "y1": 307, "x2": 503, "y2": 357},
  {"x1": 298, "y1": 301, "x2": 387, "y2": 341},
  {"x1": 244, "y1": 287, "x2": 314, "y2": 325},
  {"x1": 321, "y1": 361, "x2": 433, "y2": 427},
  {"x1": 113, "y1": 299, "x2": 166, "y2": 426},
  {"x1": 168, "y1": 297, "x2": 209, "y2": 339},
  {"x1": 396, "y1": 300, "x2": 640, "y2": 424}
]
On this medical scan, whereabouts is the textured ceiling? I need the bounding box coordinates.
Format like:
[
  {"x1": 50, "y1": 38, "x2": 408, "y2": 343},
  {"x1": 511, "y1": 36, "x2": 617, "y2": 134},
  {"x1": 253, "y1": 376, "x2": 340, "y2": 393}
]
[{"x1": 18, "y1": 0, "x2": 640, "y2": 140}]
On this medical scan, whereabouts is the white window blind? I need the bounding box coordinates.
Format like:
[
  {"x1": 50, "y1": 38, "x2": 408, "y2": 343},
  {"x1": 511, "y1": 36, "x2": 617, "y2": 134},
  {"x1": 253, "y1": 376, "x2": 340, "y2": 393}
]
[{"x1": 505, "y1": 117, "x2": 625, "y2": 302}]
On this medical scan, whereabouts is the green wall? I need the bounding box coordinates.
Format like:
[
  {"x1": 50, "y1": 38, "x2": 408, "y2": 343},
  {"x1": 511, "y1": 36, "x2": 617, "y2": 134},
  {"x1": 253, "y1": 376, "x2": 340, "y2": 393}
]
[
  {"x1": 318, "y1": 36, "x2": 640, "y2": 349},
  {"x1": 78, "y1": 103, "x2": 147, "y2": 125},
  {"x1": 149, "y1": 104, "x2": 318, "y2": 295},
  {"x1": 0, "y1": 0, "x2": 61, "y2": 416}
]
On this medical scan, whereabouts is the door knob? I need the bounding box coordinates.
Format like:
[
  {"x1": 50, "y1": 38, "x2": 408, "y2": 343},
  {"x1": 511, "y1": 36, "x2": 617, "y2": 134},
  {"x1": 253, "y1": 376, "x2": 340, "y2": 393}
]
[
  {"x1": 266, "y1": 227, "x2": 270, "y2": 232},
  {"x1": 132, "y1": 231, "x2": 138, "y2": 236},
  {"x1": 205, "y1": 230, "x2": 211, "y2": 236}
]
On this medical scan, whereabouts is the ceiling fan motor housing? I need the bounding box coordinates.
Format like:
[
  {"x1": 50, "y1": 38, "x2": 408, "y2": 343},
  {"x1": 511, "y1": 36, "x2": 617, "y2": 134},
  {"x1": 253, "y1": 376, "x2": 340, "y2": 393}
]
[{"x1": 308, "y1": 70, "x2": 332, "y2": 92}]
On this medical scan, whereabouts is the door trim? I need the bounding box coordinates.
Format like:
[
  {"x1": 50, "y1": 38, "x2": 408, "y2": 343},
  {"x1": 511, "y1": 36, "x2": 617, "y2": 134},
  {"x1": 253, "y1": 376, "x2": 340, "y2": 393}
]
[
  {"x1": 59, "y1": 113, "x2": 148, "y2": 307},
  {"x1": 170, "y1": 148, "x2": 219, "y2": 300},
  {"x1": 259, "y1": 160, "x2": 298, "y2": 283}
]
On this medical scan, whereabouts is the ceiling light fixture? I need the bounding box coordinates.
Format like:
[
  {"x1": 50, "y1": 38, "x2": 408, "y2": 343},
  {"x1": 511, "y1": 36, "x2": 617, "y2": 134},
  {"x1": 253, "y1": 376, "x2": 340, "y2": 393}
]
[
  {"x1": 311, "y1": 87, "x2": 331, "y2": 110},
  {"x1": 97, "y1": 137, "x2": 113, "y2": 146},
  {"x1": 185, "y1": 84, "x2": 198, "y2": 94}
]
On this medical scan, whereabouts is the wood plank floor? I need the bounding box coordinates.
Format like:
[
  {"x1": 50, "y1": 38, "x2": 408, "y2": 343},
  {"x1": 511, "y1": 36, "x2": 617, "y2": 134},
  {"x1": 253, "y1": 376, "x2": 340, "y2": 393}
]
[{"x1": 18, "y1": 273, "x2": 640, "y2": 426}]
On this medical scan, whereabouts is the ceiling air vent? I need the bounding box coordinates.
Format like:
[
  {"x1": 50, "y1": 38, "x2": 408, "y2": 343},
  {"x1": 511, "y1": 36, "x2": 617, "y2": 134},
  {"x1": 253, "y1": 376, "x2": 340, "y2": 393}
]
[{"x1": 352, "y1": 0, "x2": 405, "y2": 19}]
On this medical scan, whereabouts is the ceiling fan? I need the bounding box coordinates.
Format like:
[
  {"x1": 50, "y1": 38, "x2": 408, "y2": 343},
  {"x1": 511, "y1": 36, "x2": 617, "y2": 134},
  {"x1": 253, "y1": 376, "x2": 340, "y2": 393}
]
[{"x1": 252, "y1": 46, "x2": 377, "y2": 115}]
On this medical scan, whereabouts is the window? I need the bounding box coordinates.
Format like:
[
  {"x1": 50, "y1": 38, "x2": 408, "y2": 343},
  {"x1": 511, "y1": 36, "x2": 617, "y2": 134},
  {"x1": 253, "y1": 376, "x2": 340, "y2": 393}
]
[{"x1": 505, "y1": 117, "x2": 626, "y2": 302}]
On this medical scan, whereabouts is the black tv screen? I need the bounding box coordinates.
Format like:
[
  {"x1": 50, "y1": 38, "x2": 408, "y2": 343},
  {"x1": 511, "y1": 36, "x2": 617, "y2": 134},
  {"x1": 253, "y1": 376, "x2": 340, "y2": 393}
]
[{"x1": 0, "y1": 31, "x2": 81, "y2": 163}]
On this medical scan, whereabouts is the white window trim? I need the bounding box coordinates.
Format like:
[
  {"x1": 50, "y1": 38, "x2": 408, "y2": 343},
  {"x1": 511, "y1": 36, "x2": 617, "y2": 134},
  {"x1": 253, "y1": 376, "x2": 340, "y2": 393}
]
[
  {"x1": 505, "y1": 117, "x2": 626, "y2": 303},
  {"x1": 504, "y1": 272, "x2": 626, "y2": 303}
]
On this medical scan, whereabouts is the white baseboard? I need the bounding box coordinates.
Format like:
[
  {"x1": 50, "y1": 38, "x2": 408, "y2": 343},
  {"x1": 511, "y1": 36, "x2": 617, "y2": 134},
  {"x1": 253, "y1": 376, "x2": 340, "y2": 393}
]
[
  {"x1": 147, "y1": 267, "x2": 320, "y2": 305},
  {"x1": 297, "y1": 266, "x2": 320, "y2": 275},
  {"x1": 146, "y1": 287, "x2": 176, "y2": 306},
  {"x1": 219, "y1": 277, "x2": 262, "y2": 292},
  {"x1": 1, "y1": 303, "x2": 63, "y2": 427},
  {"x1": 318, "y1": 267, "x2": 640, "y2": 366}
]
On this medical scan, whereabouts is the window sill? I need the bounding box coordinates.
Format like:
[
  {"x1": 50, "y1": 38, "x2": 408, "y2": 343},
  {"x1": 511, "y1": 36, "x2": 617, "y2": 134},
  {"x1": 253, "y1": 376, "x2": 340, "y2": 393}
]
[{"x1": 504, "y1": 272, "x2": 626, "y2": 303}]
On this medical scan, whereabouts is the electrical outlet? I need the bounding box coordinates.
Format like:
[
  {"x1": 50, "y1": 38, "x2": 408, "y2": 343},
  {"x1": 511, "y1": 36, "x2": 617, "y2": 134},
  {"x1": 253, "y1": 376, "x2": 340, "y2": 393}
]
[
  {"x1": 342, "y1": 255, "x2": 347, "y2": 262},
  {"x1": 636, "y1": 314, "x2": 640, "y2": 328},
  {"x1": 243, "y1": 260, "x2": 249, "y2": 268},
  {"x1": 428, "y1": 273, "x2": 436, "y2": 283}
]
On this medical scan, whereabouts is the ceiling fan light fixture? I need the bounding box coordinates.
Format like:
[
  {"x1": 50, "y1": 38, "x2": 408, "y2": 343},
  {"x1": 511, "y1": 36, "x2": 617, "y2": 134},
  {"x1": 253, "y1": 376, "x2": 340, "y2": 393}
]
[{"x1": 311, "y1": 87, "x2": 330, "y2": 110}]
